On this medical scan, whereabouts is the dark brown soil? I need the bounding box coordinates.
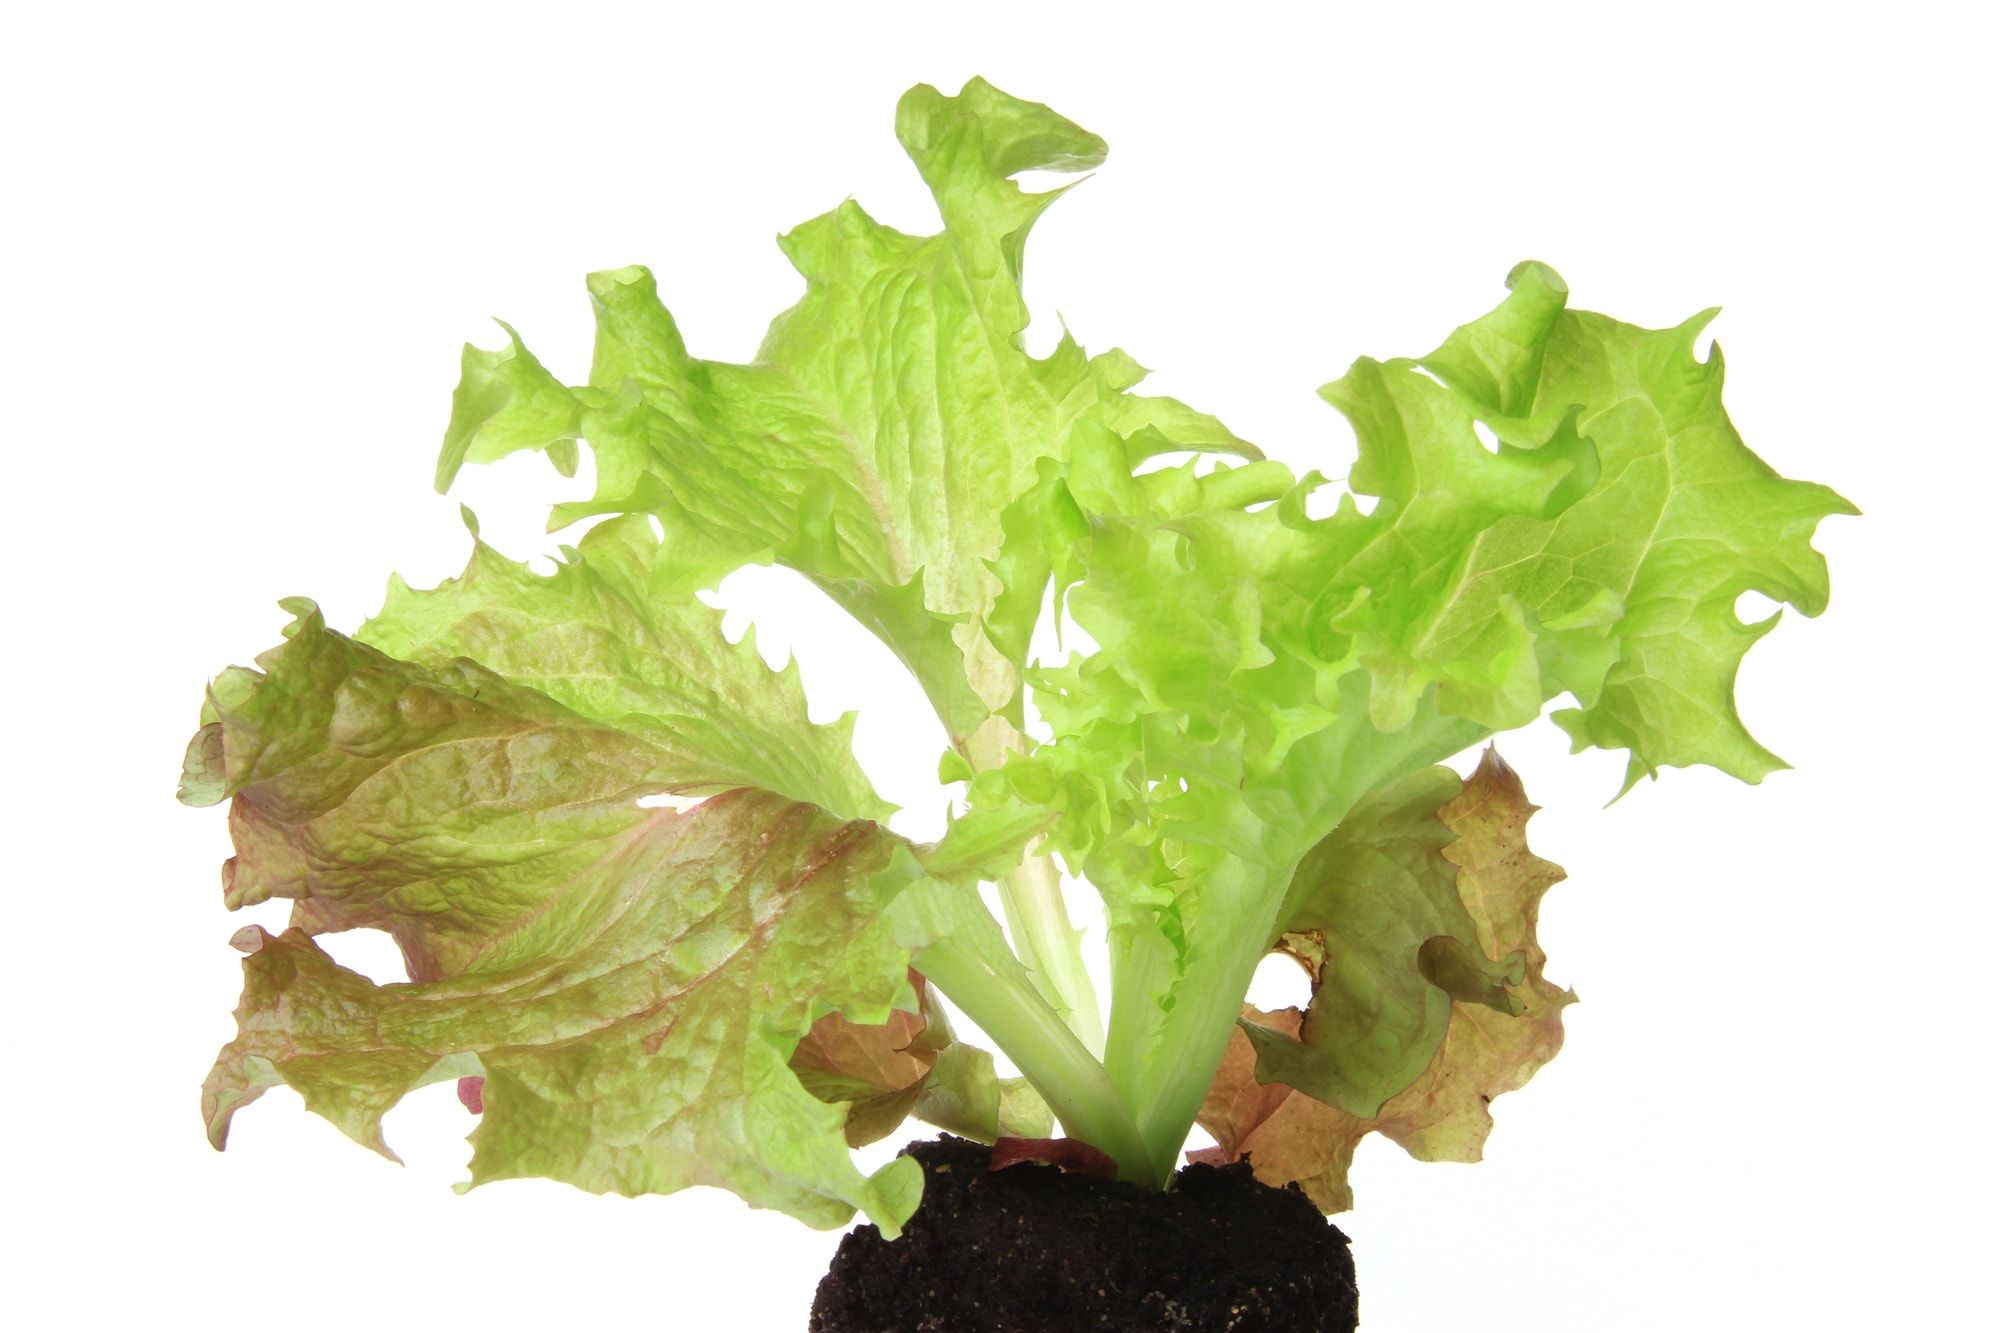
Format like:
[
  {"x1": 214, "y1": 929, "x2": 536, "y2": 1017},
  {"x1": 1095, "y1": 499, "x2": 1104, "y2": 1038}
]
[{"x1": 810, "y1": 1136, "x2": 1358, "y2": 1331}]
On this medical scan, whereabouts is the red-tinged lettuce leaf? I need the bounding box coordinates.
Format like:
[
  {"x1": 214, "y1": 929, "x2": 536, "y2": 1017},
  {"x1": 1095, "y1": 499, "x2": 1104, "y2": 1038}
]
[
  {"x1": 1193, "y1": 749, "x2": 1571, "y2": 1211},
  {"x1": 988, "y1": 1136, "x2": 1120, "y2": 1179},
  {"x1": 1243, "y1": 761, "x2": 1524, "y2": 1119},
  {"x1": 359, "y1": 512, "x2": 889, "y2": 824},
  {"x1": 183, "y1": 600, "x2": 927, "y2": 1233},
  {"x1": 791, "y1": 972, "x2": 1053, "y2": 1147},
  {"x1": 791, "y1": 971, "x2": 947, "y2": 1149}
]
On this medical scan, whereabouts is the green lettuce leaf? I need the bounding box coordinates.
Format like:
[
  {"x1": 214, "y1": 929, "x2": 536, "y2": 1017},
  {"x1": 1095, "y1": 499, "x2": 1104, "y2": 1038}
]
[
  {"x1": 359, "y1": 512, "x2": 888, "y2": 824},
  {"x1": 433, "y1": 78, "x2": 1251, "y2": 744},
  {"x1": 184, "y1": 600, "x2": 925, "y2": 1232},
  {"x1": 1398, "y1": 260, "x2": 1858, "y2": 787},
  {"x1": 1192, "y1": 749, "x2": 1571, "y2": 1210},
  {"x1": 425, "y1": 79, "x2": 1266, "y2": 1060},
  {"x1": 982, "y1": 264, "x2": 1847, "y2": 1167},
  {"x1": 914, "y1": 1042, "x2": 1054, "y2": 1144}
]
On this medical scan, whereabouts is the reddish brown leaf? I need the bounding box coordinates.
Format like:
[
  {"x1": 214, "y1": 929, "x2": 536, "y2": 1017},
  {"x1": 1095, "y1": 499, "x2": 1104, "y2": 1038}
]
[
  {"x1": 790, "y1": 971, "x2": 947, "y2": 1148},
  {"x1": 988, "y1": 1136, "x2": 1120, "y2": 1180},
  {"x1": 1193, "y1": 748, "x2": 1573, "y2": 1211}
]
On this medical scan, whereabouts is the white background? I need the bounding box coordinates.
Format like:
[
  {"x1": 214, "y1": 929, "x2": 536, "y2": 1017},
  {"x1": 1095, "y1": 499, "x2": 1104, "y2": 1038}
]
[{"x1": 7, "y1": 3, "x2": 1995, "y2": 1329}]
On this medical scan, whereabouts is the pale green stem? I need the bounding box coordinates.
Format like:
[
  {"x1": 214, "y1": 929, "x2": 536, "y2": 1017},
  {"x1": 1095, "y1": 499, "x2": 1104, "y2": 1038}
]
[
  {"x1": 912, "y1": 934, "x2": 1153, "y2": 1183},
  {"x1": 965, "y1": 718, "x2": 1105, "y2": 1056},
  {"x1": 1128, "y1": 882, "x2": 1280, "y2": 1179}
]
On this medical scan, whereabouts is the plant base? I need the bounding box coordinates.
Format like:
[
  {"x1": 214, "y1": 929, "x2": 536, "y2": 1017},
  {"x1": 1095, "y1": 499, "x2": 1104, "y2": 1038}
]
[{"x1": 810, "y1": 1136, "x2": 1358, "y2": 1332}]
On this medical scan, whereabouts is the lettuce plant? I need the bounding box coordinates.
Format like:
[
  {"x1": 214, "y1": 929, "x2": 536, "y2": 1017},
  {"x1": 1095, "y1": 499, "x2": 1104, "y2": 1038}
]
[{"x1": 181, "y1": 79, "x2": 1850, "y2": 1238}]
